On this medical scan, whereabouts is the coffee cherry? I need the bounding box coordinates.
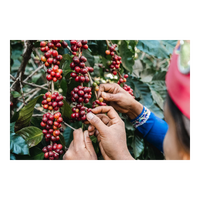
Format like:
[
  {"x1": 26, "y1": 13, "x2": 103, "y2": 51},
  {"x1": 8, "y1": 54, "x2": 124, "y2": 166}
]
[
  {"x1": 47, "y1": 145, "x2": 53, "y2": 151},
  {"x1": 99, "y1": 97, "x2": 104, "y2": 102},
  {"x1": 80, "y1": 56, "x2": 87, "y2": 62},
  {"x1": 46, "y1": 75, "x2": 53, "y2": 81},
  {"x1": 79, "y1": 76, "x2": 85, "y2": 82},
  {"x1": 112, "y1": 71, "x2": 117, "y2": 75},
  {"x1": 71, "y1": 113, "x2": 76, "y2": 119},
  {"x1": 105, "y1": 50, "x2": 110, "y2": 55},
  {"x1": 49, "y1": 151, "x2": 54, "y2": 157},
  {"x1": 57, "y1": 144, "x2": 63, "y2": 150},
  {"x1": 71, "y1": 72, "x2": 77, "y2": 78},
  {"x1": 79, "y1": 62, "x2": 85, "y2": 68},
  {"x1": 41, "y1": 56, "x2": 47, "y2": 62},
  {"x1": 52, "y1": 50, "x2": 58, "y2": 57},
  {"x1": 42, "y1": 147, "x2": 48, "y2": 153},
  {"x1": 57, "y1": 117, "x2": 63, "y2": 123},
  {"x1": 40, "y1": 121, "x2": 46, "y2": 127},
  {"x1": 59, "y1": 150, "x2": 64, "y2": 154},
  {"x1": 82, "y1": 44, "x2": 88, "y2": 49},
  {"x1": 57, "y1": 101, "x2": 63, "y2": 107},
  {"x1": 44, "y1": 152, "x2": 49, "y2": 159},
  {"x1": 55, "y1": 72, "x2": 61, "y2": 78},
  {"x1": 95, "y1": 86, "x2": 99, "y2": 91},
  {"x1": 53, "y1": 77, "x2": 57, "y2": 82},
  {"x1": 124, "y1": 74, "x2": 128, "y2": 78},
  {"x1": 42, "y1": 129, "x2": 48, "y2": 134},
  {"x1": 61, "y1": 41, "x2": 68, "y2": 48}
]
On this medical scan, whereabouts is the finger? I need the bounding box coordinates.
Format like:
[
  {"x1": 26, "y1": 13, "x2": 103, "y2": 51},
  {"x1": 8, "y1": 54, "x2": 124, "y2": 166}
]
[
  {"x1": 101, "y1": 92, "x2": 123, "y2": 103},
  {"x1": 88, "y1": 125, "x2": 95, "y2": 132},
  {"x1": 73, "y1": 128, "x2": 85, "y2": 150},
  {"x1": 91, "y1": 106, "x2": 120, "y2": 120},
  {"x1": 98, "y1": 83, "x2": 120, "y2": 98},
  {"x1": 86, "y1": 112, "x2": 108, "y2": 134},
  {"x1": 84, "y1": 130, "x2": 96, "y2": 157},
  {"x1": 96, "y1": 114, "x2": 110, "y2": 125}
]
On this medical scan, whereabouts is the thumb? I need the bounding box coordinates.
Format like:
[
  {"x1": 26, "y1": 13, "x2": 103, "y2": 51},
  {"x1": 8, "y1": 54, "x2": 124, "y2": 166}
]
[
  {"x1": 102, "y1": 92, "x2": 121, "y2": 102},
  {"x1": 86, "y1": 112, "x2": 107, "y2": 135},
  {"x1": 84, "y1": 130, "x2": 96, "y2": 157}
]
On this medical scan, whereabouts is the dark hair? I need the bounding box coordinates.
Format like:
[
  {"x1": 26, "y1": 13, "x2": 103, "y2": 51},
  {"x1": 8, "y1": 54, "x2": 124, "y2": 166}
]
[{"x1": 166, "y1": 93, "x2": 190, "y2": 153}]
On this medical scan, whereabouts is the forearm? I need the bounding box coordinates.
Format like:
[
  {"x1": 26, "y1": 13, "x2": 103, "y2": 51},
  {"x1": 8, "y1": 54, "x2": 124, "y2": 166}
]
[{"x1": 130, "y1": 106, "x2": 168, "y2": 152}]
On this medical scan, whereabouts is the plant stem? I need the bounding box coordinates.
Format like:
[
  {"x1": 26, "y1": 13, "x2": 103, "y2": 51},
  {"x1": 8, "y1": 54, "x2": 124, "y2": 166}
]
[{"x1": 19, "y1": 73, "x2": 26, "y2": 105}]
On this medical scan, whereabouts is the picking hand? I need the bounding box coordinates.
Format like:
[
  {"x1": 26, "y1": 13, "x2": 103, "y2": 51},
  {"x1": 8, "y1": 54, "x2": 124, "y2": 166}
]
[
  {"x1": 98, "y1": 83, "x2": 143, "y2": 119},
  {"x1": 63, "y1": 128, "x2": 97, "y2": 160},
  {"x1": 86, "y1": 106, "x2": 134, "y2": 160}
]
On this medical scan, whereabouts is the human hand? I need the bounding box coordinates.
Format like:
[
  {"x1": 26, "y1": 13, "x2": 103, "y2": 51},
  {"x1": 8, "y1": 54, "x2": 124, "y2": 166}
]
[
  {"x1": 88, "y1": 114, "x2": 112, "y2": 163},
  {"x1": 98, "y1": 83, "x2": 143, "y2": 120},
  {"x1": 86, "y1": 106, "x2": 134, "y2": 160},
  {"x1": 63, "y1": 128, "x2": 97, "y2": 160}
]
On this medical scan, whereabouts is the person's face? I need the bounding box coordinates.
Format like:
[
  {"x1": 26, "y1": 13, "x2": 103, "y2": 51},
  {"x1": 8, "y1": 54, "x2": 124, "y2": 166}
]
[{"x1": 163, "y1": 101, "x2": 190, "y2": 160}]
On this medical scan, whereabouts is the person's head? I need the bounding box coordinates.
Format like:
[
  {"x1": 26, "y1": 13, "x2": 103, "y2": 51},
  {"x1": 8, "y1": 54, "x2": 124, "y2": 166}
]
[
  {"x1": 163, "y1": 93, "x2": 190, "y2": 159},
  {"x1": 163, "y1": 40, "x2": 190, "y2": 160}
]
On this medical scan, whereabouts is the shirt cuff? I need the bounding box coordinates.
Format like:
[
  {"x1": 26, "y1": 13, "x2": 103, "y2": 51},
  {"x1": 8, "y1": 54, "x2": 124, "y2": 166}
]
[{"x1": 130, "y1": 106, "x2": 151, "y2": 128}]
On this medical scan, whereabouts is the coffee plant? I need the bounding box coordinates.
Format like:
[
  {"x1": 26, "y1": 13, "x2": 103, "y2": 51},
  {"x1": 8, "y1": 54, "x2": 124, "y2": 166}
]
[{"x1": 10, "y1": 40, "x2": 177, "y2": 160}]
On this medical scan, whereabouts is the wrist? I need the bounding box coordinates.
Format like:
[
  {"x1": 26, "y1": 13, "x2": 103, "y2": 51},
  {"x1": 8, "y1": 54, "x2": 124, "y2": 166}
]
[{"x1": 127, "y1": 100, "x2": 143, "y2": 120}]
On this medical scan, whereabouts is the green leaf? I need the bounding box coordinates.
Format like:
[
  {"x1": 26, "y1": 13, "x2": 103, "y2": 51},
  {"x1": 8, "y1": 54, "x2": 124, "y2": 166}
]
[
  {"x1": 82, "y1": 49, "x2": 94, "y2": 67},
  {"x1": 61, "y1": 100, "x2": 72, "y2": 120},
  {"x1": 31, "y1": 73, "x2": 42, "y2": 83},
  {"x1": 126, "y1": 75, "x2": 153, "y2": 107},
  {"x1": 10, "y1": 153, "x2": 16, "y2": 160},
  {"x1": 59, "y1": 134, "x2": 66, "y2": 150},
  {"x1": 16, "y1": 126, "x2": 43, "y2": 148},
  {"x1": 152, "y1": 71, "x2": 166, "y2": 81},
  {"x1": 15, "y1": 94, "x2": 43, "y2": 131},
  {"x1": 148, "y1": 81, "x2": 167, "y2": 110},
  {"x1": 62, "y1": 127, "x2": 73, "y2": 147},
  {"x1": 60, "y1": 54, "x2": 72, "y2": 68},
  {"x1": 10, "y1": 132, "x2": 29, "y2": 155},
  {"x1": 90, "y1": 135, "x2": 97, "y2": 143},
  {"x1": 11, "y1": 91, "x2": 21, "y2": 98},
  {"x1": 26, "y1": 147, "x2": 44, "y2": 163},
  {"x1": 148, "y1": 104, "x2": 164, "y2": 119},
  {"x1": 136, "y1": 40, "x2": 177, "y2": 59},
  {"x1": 118, "y1": 40, "x2": 135, "y2": 73},
  {"x1": 150, "y1": 89, "x2": 164, "y2": 110},
  {"x1": 131, "y1": 134, "x2": 144, "y2": 159}
]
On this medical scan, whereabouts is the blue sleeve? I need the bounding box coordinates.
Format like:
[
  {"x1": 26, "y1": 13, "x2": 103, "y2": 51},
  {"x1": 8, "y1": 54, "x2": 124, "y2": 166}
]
[{"x1": 131, "y1": 106, "x2": 168, "y2": 152}]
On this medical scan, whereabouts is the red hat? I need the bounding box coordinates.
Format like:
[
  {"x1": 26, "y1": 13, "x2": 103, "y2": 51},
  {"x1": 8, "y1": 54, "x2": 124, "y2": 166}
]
[{"x1": 165, "y1": 40, "x2": 190, "y2": 119}]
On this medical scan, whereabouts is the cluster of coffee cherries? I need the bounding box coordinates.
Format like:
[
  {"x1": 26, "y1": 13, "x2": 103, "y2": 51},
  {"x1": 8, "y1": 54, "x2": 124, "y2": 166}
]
[
  {"x1": 71, "y1": 105, "x2": 92, "y2": 121},
  {"x1": 46, "y1": 65, "x2": 63, "y2": 82},
  {"x1": 117, "y1": 74, "x2": 134, "y2": 96},
  {"x1": 42, "y1": 143, "x2": 64, "y2": 163},
  {"x1": 91, "y1": 82, "x2": 107, "y2": 108},
  {"x1": 71, "y1": 86, "x2": 92, "y2": 104},
  {"x1": 70, "y1": 55, "x2": 93, "y2": 82},
  {"x1": 40, "y1": 40, "x2": 68, "y2": 82},
  {"x1": 70, "y1": 40, "x2": 88, "y2": 55},
  {"x1": 92, "y1": 97, "x2": 107, "y2": 108},
  {"x1": 104, "y1": 44, "x2": 135, "y2": 97},
  {"x1": 42, "y1": 143, "x2": 64, "y2": 160},
  {"x1": 70, "y1": 86, "x2": 92, "y2": 122},
  {"x1": 40, "y1": 111, "x2": 64, "y2": 160},
  {"x1": 105, "y1": 44, "x2": 122, "y2": 75},
  {"x1": 40, "y1": 112, "x2": 63, "y2": 142},
  {"x1": 42, "y1": 91, "x2": 63, "y2": 111}
]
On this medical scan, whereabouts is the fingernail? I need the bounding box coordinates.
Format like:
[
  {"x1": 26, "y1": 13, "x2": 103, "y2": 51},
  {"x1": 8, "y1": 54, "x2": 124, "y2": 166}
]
[
  {"x1": 84, "y1": 130, "x2": 89, "y2": 138},
  {"x1": 87, "y1": 112, "x2": 95, "y2": 120}
]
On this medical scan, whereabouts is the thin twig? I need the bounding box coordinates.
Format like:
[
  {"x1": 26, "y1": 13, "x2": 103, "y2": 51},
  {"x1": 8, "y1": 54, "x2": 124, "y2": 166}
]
[
  {"x1": 67, "y1": 46, "x2": 73, "y2": 53},
  {"x1": 22, "y1": 81, "x2": 48, "y2": 90},
  {"x1": 32, "y1": 114, "x2": 44, "y2": 117},
  {"x1": 23, "y1": 64, "x2": 45, "y2": 82},
  {"x1": 10, "y1": 77, "x2": 19, "y2": 90}
]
